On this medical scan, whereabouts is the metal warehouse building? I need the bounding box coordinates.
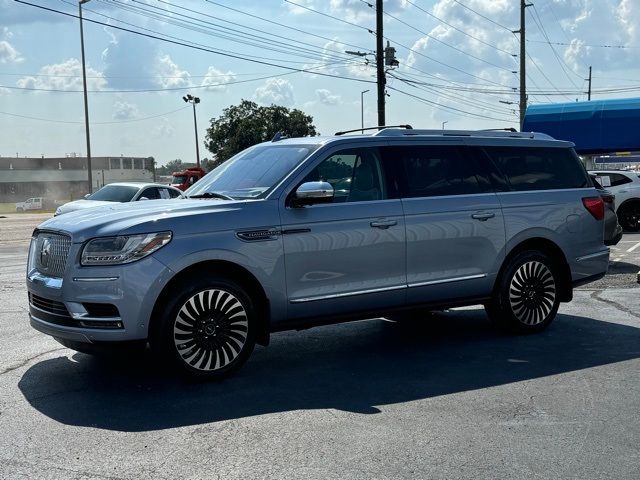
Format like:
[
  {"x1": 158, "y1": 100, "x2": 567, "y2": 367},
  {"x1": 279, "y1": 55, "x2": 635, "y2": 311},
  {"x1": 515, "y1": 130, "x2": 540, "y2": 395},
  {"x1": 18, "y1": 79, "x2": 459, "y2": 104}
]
[{"x1": 0, "y1": 155, "x2": 155, "y2": 203}]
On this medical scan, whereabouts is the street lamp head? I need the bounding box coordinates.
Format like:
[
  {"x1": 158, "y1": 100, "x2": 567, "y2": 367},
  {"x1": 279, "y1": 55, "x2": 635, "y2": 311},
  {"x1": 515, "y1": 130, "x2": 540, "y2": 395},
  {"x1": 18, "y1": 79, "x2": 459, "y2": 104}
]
[
  {"x1": 362, "y1": 89, "x2": 370, "y2": 94},
  {"x1": 182, "y1": 96, "x2": 189, "y2": 103},
  {"x1": 79, "y1": 0, "x2": 91, "y2": 4},
  {"x1": 194, "y1": 97, "x2": 201, "y2": 104}
]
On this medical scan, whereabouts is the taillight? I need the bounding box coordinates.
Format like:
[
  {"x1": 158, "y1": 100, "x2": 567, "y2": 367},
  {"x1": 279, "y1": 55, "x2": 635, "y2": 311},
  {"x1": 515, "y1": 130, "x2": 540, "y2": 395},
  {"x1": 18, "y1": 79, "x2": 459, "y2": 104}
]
[{"x1": 582, "y1": 196, "x2": 604, "y2": 220}]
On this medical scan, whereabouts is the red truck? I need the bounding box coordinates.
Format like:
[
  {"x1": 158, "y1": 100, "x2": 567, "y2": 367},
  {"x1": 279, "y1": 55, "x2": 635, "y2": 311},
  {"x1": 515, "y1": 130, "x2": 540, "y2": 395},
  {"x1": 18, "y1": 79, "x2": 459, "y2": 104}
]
[{"x1": 170, "y1": 167, "x2": 206, "y2": 191}]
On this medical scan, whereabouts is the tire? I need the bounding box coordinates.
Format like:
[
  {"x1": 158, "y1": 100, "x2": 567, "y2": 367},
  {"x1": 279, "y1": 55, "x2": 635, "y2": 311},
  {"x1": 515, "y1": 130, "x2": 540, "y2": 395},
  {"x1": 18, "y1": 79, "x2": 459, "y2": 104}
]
[
  {"x1": 617, "y1": 202, "x2": 640, "y2": 232},
  {"x1": 150, "y1": 276, "x2": 256, "y2": 380},
  {"x1": 485, "y1": 250, "x2": 560, "y2": 334},
  {"x1": 16, "y1": 207, "x2": 23, "y2": 213}
]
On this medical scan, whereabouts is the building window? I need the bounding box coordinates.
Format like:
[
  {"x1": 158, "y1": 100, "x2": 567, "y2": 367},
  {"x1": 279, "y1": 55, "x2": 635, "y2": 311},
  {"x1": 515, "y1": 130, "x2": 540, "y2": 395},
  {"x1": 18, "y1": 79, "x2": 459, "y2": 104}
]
[
  {"x1": 122, "y1": 158, "x2": 132, "y2": 169},
  {"x1": 133, "y1": 158, "x2": 143, "y2": 169},
  {"x1": 110, "y1": 158, "x2": 120, "y2": 170}
]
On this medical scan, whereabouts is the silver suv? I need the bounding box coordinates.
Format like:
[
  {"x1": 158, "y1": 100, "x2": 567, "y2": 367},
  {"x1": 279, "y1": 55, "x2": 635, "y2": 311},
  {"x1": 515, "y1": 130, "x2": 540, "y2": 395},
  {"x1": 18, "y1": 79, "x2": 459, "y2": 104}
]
[{"x1": 27, "y1": 128, "x2": 609, "y2": 379}]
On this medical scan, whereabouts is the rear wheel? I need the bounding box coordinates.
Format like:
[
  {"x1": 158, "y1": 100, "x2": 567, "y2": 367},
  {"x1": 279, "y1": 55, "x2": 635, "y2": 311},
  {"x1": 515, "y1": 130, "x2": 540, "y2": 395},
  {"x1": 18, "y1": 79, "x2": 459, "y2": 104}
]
[
  {"x1": 486, "y1": 251, "x2": 560, "y2": 334},
  {"x1": 151, "y1": 277, "x2": 256, "y2": 380},
  {"x1": 617, "y1": 202, "x2": 640, "y2": 232}
]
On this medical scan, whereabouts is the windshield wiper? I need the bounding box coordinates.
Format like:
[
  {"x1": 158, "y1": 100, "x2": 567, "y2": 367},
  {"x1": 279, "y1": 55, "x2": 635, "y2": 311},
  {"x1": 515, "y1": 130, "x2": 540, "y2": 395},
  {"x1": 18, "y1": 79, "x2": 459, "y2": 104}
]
[{"x1": 187, "y1": 192, "x2": 234, "y2": 201}]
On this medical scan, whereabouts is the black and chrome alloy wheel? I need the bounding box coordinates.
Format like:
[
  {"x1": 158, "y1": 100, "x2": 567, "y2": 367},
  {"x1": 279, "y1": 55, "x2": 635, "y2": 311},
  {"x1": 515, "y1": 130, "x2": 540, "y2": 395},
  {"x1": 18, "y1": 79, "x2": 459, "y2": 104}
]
[
  {"x1": 485, "y1": 250, "x2": 560, "y2": 334},
  {"x1": 508, "y1": 261, "x2": 556, "y2": 325},
  {"x1": 173, "y1": 289, "x2": 249, "y2": 372}
]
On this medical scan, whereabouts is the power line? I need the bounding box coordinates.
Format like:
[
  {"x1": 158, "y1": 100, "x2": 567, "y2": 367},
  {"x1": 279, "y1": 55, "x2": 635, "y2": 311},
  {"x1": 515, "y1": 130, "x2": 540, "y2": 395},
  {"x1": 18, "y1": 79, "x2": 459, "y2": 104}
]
[
  {"x1": 0, "y1": 106, "x2": 189, "y2": 125},
  {"x1": 404, "y1": 0, "x2": 516, "y2": 56},
  {"x1": 527, "y1": 39, "x2": 639, "y2": 49},
  {"x1": 99, "y1": 0, "x2": 355, "y2": 65},
  {"x1": 1, "y1": 61, "x2": 361, "y2": 93},
  {"x1": 388, "y1": 85, "x2": 517, "y2": 123},
  {"x1": 452, "y1": 0, "x2": 513, "y2": 32},
  {"x1": 283, "y1": 0, "x2": 374, "y2": 34},
  {"x1": 362, "y1": 0, "x2": 516, "y2": 73},
  {"x1": 204, "y1": 0, "x2": 372, "y2": 53},
  {"x1": 529, "y1": 5, "x2": 582, "y2": 86},
  {"x1": 14, "y1": 1, "x2": 377, "y2": 86}
]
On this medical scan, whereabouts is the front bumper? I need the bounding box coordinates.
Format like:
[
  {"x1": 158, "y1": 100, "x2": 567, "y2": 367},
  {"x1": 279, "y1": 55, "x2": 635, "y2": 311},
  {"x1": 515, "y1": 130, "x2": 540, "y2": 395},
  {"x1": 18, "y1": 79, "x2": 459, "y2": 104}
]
[{"x1": 27, "y1": 252, "x2": 174, "y2": 344}]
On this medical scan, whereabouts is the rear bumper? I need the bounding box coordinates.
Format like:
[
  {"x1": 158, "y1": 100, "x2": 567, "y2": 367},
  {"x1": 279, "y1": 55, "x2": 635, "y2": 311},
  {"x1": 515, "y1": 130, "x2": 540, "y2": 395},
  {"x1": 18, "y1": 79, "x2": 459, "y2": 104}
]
[{"x1": 570, "y1": 248, "x2": 609, "y2": 287}]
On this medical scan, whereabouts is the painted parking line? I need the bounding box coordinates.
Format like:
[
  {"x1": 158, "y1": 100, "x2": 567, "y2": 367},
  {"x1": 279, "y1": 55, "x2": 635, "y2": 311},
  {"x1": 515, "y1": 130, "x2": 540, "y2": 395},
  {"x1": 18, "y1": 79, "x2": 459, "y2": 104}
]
[{"x1": 626, "y1": 241, "x2": 640, "y2": 253}]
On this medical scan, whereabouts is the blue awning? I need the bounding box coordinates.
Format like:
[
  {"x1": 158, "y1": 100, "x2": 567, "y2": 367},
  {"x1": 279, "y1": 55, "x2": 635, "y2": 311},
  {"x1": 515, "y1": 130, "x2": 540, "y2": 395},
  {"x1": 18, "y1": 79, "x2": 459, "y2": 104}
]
[{"x1": 522, "y1": 98, "x2": 640, "y2": 154}]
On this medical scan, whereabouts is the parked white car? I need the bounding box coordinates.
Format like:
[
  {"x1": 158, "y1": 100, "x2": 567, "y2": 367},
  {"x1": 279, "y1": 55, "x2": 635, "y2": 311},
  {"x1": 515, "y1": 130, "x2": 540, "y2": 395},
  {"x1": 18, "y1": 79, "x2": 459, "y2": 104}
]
[
  {"x1": 54, "y1": 182, "x2": 183, "y2": 216},
  {"x1": 589, "y1": 170, "x2": 640, "y2": 231},
  {"x1": 15, "y1": 197, "x2": 44, "y2": 212}
]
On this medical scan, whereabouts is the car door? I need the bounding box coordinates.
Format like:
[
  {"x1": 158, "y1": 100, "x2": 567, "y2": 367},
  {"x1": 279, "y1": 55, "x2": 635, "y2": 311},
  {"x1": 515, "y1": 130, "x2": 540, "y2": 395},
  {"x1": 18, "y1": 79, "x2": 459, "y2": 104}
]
[
  {"x1": 279, "y1": 144, "x2": 406, "y2": 320},
  {"x1": 383, "y1": 141, "x2": 506, "y2": 305}
]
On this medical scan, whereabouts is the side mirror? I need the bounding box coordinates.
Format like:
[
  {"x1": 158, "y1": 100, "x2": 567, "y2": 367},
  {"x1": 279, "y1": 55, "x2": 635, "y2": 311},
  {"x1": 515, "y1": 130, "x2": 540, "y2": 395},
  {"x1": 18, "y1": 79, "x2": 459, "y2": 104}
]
[
  {"x1": 83, "y1": 194, "x2": 91, "y2": 199},
  {"x1": 292, "y1": 181, "x2": 334, "y2": 207},
  {"x1": 138, "y1": 196, "x2": 149, "y2": 201}
]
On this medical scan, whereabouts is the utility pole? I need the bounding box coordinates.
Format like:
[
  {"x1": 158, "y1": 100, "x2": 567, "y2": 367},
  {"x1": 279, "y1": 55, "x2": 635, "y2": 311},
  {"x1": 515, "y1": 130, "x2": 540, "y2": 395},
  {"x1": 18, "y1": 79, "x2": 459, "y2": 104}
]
[
  {"x1": 587, "y1": 66, "x2": 592, "y2": 100},
  {"x1": 376, "y1": 0, "x2": 385, "y2": 127},
  {"x1": 79, "y1": 0, "x2": 93, "y2": 193},
  {"x1": 516, "y1": 0, "x2": 532, "y2": 131}
]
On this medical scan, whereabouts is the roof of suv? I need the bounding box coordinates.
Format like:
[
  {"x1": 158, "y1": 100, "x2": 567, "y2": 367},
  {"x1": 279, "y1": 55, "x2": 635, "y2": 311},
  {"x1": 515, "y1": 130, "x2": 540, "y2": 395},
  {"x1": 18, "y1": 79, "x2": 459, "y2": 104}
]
[{"x1": 268, "y1": 127, "x2": 573, "y2": 148}]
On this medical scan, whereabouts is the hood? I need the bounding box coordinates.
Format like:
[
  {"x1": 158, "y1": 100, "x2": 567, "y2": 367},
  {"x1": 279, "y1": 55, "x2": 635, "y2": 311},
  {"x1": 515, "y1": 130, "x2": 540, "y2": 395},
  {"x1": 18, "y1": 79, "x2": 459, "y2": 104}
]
[
  {"x1": 56, "y1": 199, "x2": 116, "y2": 215},
  {"x1": 39, "y1": 199, "x2": 246, "y2": 243}
]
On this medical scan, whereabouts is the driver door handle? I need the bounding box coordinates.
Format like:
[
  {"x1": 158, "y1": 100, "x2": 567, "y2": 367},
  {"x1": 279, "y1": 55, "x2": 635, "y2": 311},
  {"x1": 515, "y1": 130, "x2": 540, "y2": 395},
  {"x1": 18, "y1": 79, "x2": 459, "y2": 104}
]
[
  {"x1": 471, "y1": 212, "x2": 495, "y2": 221},
  {"x1": 370, "y1": 219, "x2": 397, "y2": 229}
]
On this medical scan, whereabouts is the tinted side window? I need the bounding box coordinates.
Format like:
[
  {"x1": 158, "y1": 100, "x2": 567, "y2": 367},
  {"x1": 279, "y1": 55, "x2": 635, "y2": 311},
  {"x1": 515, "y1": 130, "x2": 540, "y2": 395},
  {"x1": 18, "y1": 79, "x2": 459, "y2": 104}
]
[
  {"x1": 167, "y1": 188, "x2": 182, "y2": 198},
  {"x1": 140, "y1": 187, "x2": 160, "y2": 200},
  {"x1": 608, "y1": 173, "x2": 633, "y2": 187},
  {"x1": 302, "y1": 147, "x2": 388, "y2": 203},
  {"x1": 484, "y1": 147, "x2": 589, "y2": 191},
  {"x1": 385, "y1": 145, "x2": 486, "y2": 198}
]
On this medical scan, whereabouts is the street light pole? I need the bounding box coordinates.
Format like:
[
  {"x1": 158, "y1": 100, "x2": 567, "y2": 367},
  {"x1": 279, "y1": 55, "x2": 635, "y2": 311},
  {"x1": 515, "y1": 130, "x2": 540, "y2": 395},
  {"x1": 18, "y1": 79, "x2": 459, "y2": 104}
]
[
  {"x1": 79, "y1": 0, "x2": 93, "y2": 193},
  {"x1": 442, "y1": 121, "x2": 448, "y2": 130},
  {"x1": 360, "y1": 89, "x2": 370, "y2": 134},
  {"x1": 183, "y1": 94, "x2": 201, "y2": 168}
]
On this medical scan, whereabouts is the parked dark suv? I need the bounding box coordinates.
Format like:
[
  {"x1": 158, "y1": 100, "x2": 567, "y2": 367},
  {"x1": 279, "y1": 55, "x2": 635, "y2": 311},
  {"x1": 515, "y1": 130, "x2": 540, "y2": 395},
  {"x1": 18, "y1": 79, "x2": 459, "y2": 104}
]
[{"x1": 27, "y1": 128, "x2": 609, "y2": 379}]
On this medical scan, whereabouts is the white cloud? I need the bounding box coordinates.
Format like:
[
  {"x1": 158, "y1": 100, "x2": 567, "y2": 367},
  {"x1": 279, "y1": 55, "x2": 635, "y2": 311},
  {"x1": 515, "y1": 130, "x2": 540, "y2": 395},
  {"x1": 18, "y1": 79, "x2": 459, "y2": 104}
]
[
  {"x1": 0, "y1": 39, "x2": 22, "y2": 64},
  {"x1": 315, "y1": 88, "x2": 342, "y2": 105},
  {"x1": 253, "y1": 78, "x2": 295, "y2": 106},
  {"x1": 200, "y1": 66, "x2": 236, "y2": 91},
  {"x1": 156, "y1": 54, "x2": 191, "y2": 89},
  {"x1": 16, "y1": 58, "x2": 107, "y2": 91},
  {"x1": 152, "y1": 117, "x2": 175, "y2": 139},
  {"x1": 102, "y1": 30, "x2": 158, "y2": 90},
  {"x1": 112, "y1": 101, "x2": 140, "y2": 120}
]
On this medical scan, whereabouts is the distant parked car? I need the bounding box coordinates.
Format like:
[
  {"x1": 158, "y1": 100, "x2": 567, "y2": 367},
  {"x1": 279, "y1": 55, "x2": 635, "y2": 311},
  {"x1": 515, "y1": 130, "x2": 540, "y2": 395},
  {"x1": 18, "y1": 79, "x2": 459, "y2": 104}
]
[
  {"x1": 591, "y1": 175, "x2": 623, "y2": 246},
  {"x1": 15, "y1": 197, "x2": 44, "y2": 212},
  {"x1": 589, "y1": 170, "x2": 640, "y2": 231},
  {"x1": 54, "y1": 182, "x2": 183, "y2": 216}
]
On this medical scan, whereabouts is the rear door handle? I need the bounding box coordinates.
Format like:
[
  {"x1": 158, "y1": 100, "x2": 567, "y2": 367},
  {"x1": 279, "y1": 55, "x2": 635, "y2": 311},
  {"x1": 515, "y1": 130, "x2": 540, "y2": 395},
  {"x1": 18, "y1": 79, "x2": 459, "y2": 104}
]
[
  {"x1": 370, "y1": 219, "x2": 398, "y2": 229},
  {"x1": 471, "y1": 212, "x2": 495, "y2": 221}
]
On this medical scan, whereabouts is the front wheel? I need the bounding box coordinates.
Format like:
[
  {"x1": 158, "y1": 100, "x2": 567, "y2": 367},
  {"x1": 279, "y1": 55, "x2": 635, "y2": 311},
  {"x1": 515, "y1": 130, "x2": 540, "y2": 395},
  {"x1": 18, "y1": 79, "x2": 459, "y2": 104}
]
[
  {"x1": 485, "y1": 251, "x2": 560, "y2": 334},
  {"x1": 151, "y1": 277, "x2": 256, "y2": 380}
]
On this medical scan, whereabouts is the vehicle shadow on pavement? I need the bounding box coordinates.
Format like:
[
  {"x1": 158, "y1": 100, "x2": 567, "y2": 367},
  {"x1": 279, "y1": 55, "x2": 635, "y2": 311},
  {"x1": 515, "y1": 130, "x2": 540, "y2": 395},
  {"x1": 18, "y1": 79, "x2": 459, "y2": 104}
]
[{"x1": 18, "y1": 309, "x2": 640, "y2": 432}]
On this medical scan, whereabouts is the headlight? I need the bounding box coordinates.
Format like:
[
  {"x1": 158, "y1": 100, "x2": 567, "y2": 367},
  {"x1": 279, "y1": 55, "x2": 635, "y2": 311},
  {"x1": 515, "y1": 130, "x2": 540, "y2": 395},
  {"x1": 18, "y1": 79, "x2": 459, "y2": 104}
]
[{"x1": 81, "y1": 232, "x2": 172, "y2": 266}]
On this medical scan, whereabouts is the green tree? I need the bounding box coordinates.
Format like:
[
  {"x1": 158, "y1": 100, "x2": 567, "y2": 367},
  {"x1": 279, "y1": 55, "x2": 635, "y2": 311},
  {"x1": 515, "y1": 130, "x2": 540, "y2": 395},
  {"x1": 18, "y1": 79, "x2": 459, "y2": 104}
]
[
  {"x1": 201, "y1": 157, "x2": 225, "y2": 172},
  {"x1": 205, "y1": 100, "x2": 318, "y2": 162}
]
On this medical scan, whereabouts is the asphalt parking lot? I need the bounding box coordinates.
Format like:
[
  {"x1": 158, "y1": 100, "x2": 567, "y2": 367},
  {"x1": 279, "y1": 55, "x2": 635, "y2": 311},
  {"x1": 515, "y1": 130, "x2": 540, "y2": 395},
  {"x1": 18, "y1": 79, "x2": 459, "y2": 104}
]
[{"x1": 1, "y1": 213, "x2": 639, "y2": 479}]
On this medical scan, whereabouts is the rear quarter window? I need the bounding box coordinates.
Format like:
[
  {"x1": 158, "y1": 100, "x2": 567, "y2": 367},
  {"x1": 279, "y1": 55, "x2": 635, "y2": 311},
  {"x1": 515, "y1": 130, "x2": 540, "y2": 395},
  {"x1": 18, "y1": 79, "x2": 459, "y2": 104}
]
[{"x1": 483, "y1": 146, "x2": 589, "y2": 191}]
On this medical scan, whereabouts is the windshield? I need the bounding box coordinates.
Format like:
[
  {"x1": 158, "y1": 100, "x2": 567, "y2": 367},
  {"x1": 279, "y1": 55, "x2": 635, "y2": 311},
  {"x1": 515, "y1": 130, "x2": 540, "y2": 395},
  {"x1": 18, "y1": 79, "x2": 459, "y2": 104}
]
[
  {"x1": 172, "y1": 175, "x2": 187, "y2": 184},
  {"x1": 87, "y1": 185, "x2": 140, "y2": 202},
  {"x1": 186, "y1": 144, "x2": 318, "y2": 199}
]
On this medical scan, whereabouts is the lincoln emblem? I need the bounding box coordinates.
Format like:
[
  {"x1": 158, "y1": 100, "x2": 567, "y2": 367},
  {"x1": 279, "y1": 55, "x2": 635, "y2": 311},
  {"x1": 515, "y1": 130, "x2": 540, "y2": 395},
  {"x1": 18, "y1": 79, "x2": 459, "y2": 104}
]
[{"x1": 40, "y1": 238, "x2": 52, "y2": 269}]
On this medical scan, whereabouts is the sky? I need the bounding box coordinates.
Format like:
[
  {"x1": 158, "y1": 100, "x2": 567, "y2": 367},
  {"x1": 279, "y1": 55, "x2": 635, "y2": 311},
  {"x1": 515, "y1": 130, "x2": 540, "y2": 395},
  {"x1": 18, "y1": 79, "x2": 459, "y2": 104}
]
[{"x1": 1, "y1": 0, "x2": 639, "y2": 166}]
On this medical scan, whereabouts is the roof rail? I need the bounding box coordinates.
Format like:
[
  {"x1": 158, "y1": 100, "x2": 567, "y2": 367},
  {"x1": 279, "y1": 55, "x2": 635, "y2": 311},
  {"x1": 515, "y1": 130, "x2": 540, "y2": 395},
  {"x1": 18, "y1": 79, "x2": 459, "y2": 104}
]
[
  {"x1": 372, "y1": 129, "x2": 555, "y2": 140},
  {"x1": 335, "y1": 124, "x2": 413, "y2": 136}
]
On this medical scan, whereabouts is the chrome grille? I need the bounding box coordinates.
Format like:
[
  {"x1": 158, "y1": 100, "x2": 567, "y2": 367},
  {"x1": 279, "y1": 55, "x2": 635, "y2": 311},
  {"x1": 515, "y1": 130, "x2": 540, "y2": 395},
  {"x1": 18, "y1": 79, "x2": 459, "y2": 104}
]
[{"x1": 34, "y1": 232, "x2": 71, "y2": 278}]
